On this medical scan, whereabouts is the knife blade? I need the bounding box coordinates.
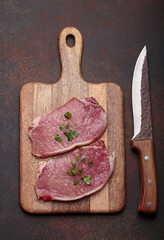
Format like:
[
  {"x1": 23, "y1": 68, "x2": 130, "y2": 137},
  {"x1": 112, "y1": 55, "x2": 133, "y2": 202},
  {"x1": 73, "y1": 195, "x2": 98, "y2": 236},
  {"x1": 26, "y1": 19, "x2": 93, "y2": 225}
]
[{"x1": 131, "y1": 46, "x2": 157, "y2": 213}]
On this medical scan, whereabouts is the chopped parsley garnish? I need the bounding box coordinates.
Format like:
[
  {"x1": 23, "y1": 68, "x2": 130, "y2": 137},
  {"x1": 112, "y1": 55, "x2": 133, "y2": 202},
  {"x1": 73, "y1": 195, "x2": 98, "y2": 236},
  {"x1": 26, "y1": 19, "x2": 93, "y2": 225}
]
[
  {"x1": 88, "y1": 161, "x2": 93, "y2": 165},
  {"x1": 54, "y1": 135, "x2": 62, "y2": 142},
  {"x1": 59, "y1": 124, "x2": 65, "y2": 131},
  {"x1": 66, "y1": 154, "x2": 69, "y2": 157},
  {"x1": 67, "y1": 131, "x2": 74, "y2": 141},
  {"x1": 64, "y1": 129, "x2": 78, "y2": 141},
  {"x1": 64, "y1": 112, "x2": 72, "y2": 119},
  {"x1": 67, "y1": 168, "x2": 77, "y2": 176},
  {"x1": 64, "y1": 131, "x2": 68, "y2": 136},
  {"x1": 78, "y1": 168, "x2": 83, "y2": 175},
  {"x1": 73, "y1": 180, "x2": 79, "y2": 185},
  {"x1": 75, "y1": 123, "x2": 77, "y2": 126},
  {"x1": 81, "y1": 175, "x2": 92, "y2": 185},
  {"x1": 64, "y1": 130, "x2": 74, "y2": 141},
  {"x1": 71, "y1": 160, "x2": 76, "y2": 168},
  {"x1": 81, "y1": 157, "x2": 86, "y2": 163},
  {"x1": 74, "y1": 156, "x2": 79, "y2": 162},
  {"x1": 66, "y1": 124, "x2": 69, "y2": 129},
  {"x1": 73, "y1": 130, "x2": 79, "y2": 138},
  {"x1": 79, "y1": 147, "x2": 84, "y2": 150}
]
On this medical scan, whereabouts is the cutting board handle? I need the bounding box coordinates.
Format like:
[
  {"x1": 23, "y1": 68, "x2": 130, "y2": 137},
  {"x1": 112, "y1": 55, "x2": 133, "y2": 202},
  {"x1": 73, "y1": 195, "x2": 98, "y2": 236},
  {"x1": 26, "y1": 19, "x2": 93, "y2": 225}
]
[{"x1": 59, "y1": 27, "x2": 83, "y2": 80}]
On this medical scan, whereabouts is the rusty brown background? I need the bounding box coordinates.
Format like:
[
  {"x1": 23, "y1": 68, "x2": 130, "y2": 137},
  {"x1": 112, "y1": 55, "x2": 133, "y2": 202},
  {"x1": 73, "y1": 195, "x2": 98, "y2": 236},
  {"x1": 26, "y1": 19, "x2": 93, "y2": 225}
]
[{"x1": 0, "y1": 0, "x2": 164, "y2": 239}]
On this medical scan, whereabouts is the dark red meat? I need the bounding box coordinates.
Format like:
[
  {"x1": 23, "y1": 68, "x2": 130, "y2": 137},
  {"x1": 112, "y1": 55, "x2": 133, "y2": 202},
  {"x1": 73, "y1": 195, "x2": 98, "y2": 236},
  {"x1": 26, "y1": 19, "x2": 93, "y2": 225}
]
[
  {"x1": 28, "y1": 97, "x2": 107, "y2": 158},
  {"x1": 35, "y1": 140, "x2": 115, "y2": 201}
]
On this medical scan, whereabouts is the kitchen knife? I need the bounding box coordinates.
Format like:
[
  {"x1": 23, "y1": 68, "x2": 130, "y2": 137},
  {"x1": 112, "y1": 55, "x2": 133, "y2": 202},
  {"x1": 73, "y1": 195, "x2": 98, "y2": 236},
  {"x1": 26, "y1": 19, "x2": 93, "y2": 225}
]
[{"x1": 131, "y1": 46, "x2": 157, "y2": 213}]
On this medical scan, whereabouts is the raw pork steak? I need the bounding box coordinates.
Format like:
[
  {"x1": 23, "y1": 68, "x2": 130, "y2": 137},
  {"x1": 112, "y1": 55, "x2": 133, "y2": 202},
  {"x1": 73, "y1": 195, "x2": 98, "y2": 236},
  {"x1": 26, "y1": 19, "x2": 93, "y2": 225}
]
[
  {"x1": 28, "y1": 97, "x2": 107, "y2": 158},
  {"x1": 35, "y1": 140, "x2": 115, "y2": 201}
]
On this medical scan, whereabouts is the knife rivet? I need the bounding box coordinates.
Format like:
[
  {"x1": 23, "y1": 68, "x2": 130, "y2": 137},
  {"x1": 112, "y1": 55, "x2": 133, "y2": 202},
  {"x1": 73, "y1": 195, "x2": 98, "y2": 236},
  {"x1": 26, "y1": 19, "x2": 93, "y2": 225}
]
[
  {"x1": 147, "y1": 202, "x2": 152, "y2": 207},
  {"x1": 144, "y1": 156, "x2": 149, "y2": 160},
  {"x1": 148, "y1": 179, "x2": 153, "y2": 184}
]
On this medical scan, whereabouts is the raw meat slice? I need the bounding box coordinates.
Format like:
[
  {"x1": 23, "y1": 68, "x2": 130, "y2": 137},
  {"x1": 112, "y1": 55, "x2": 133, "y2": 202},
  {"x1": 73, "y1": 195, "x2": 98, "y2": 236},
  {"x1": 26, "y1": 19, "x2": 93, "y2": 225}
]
[
  {"x1": 28, "y1": 97, "x2": 107, "y2": 158},
  {"x1": 35, "y1": 140, "x2": 115, "y2": 201}
]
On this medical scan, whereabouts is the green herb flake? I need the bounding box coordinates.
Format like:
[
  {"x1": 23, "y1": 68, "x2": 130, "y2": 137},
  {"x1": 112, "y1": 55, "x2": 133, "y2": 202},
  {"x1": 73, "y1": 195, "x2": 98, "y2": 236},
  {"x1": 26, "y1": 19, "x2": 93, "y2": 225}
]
[
  {"x1": 66, "y1": 124, "x2": 69, "y2": 129},
  {"x1": 64, "y1": 130, "x2": 74, "y2": 141},
  {"x1": 59, "y1": 124, "x2": 65, "y2": 131},
  {"x1": 73, "y1": 130, "x2": 79, "y2": 138},
  {"x1": 66, "y1": 154, "x2": 69, "y2": 157},
  {"x1": 67, "y1": 131, "x2": 74, "y2": 141},
  {"x1": 54, "y1": 135, "x2": 62, "y2": 142},
  {"x1": 79, "y1": 147, "x2": 84, "y2": 150},
  {"x1": 81, "y1": 175, "x2": 92, "y2": 185},
  {"x1": 71, "y1": 161, "x2": 76, "y2": 168},
  {"x1": 75, "y1": 123, "x2": 77, "y2": 126},
  {"x1": 72, "y1": 169, "x2": 77, "y2": 175},
  {"x1": 81, "y1": 157, "x2": 86, "y2": 163},
  {"x1": 67, "y1": 168, "x2": 77, "y2": 176},
  {"x1": 73, "y1": 180, "x2": 79, "y2": 185},
  {"x1": 64, "y1": 112, "x2": 72, "y2": 119},
  {"x1": 88, "y1": 161, "x2": 93, "y2": 166},
  {"x1": 78, "y1": 168, "x2": 83, "y2": 175},
  {"x1": 74, "y1": 156, "x2": 79, "y2": 162}
]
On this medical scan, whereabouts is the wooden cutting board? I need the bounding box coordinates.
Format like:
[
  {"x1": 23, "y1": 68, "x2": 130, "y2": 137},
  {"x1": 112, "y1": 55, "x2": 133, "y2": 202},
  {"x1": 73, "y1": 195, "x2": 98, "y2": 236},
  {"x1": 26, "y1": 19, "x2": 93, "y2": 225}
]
[{"x1": 20, "y1": 27, "x2": 125, "y2": 214}]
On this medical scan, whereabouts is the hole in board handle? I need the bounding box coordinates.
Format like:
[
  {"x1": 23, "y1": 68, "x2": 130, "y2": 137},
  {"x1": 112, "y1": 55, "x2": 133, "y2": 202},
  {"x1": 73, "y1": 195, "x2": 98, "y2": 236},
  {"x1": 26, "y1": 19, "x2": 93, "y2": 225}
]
[{"x1": 66, "y1": 34, "x2": 75, "y2": 47}]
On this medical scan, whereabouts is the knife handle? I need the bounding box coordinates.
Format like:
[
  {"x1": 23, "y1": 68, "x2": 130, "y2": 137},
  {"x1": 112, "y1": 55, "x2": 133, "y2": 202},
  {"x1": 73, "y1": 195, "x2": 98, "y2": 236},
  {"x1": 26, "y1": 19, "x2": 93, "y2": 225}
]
[{"x1": 131, "y1": 139, "x2": 157, "y2": 213}]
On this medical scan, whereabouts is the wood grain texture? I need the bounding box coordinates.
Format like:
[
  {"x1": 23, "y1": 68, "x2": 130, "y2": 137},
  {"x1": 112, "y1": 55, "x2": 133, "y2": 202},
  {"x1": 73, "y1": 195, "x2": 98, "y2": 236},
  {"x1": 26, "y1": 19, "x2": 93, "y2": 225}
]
[
  {"x1": 20, "y1": 27, "x2": 125, "y2": 213},
  {"x1": 131, "y1": 139, "x2": 157, "y2": 213}
]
